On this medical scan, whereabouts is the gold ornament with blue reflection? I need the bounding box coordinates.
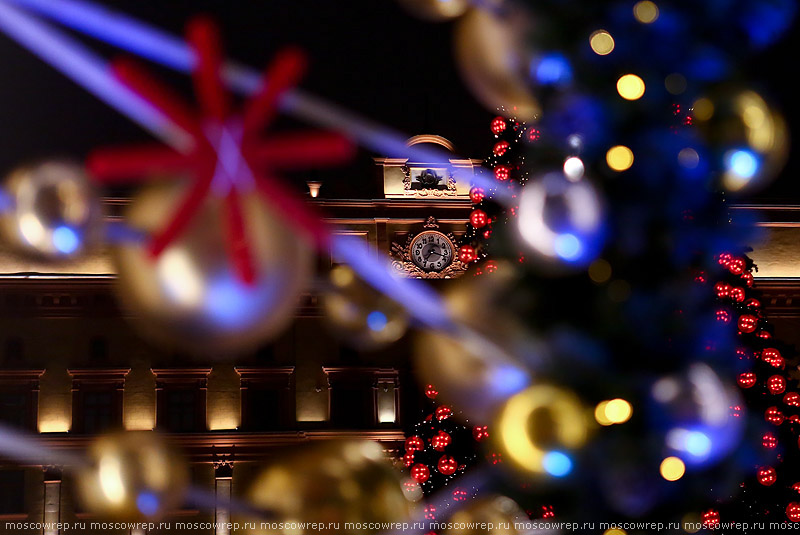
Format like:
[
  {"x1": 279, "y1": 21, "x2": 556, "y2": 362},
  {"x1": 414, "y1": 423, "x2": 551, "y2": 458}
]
[
  {"x1": 246, "y1": 441, "x2": 411, "y2": 535},
  {"x1": 693, "y1": 87, "x2": 788, "y2": 193},
  {"x1": 76, "y1": 431, "x2": 188, "y2": 521},
  {"x1": 0, "y1": 161, "x2": 101, "y2": 260},
  {"x1": 112, "y1": 182, "x2": 312, "y2": 357},
  {"x1": 492, "y1": 384, "x2": 591, "y2": 478},
  {"x1": 322, "y1": 264, "x2": 408, "y2": 349},
  {"x1": 443, "y1": 495, "x2": 529, "y2": 535}
]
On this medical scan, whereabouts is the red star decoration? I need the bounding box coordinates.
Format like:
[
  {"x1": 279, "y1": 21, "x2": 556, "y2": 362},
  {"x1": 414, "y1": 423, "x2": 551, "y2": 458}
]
[{"x1": 87, "y1": 16, "x2": 353, "y2": 283}]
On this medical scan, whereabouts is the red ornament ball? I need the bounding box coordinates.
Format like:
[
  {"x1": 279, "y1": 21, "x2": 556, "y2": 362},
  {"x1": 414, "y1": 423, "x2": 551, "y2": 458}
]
[
  {"x1": 405, "y1": 436, "x2": 424, "y2": 453},
  {"x1": 762, "y1": 432, "x2": 778, "y2": 449},
  {"x1": 424, "y1": 505, "x2": 436, "y2": 520},
  {"x1": 437, "y1": 455, "x2": 458, "y2": 476},
  {"x1": 473, "y1": 426, "x2": 489, "y2": 441},
  {"x1": 737, "y1": 372, "x2": 757, "y2": 389},
  {"x1": 425, "y1": 384, "x2": 438, "y2": 399},
  {"x1": 744, "y1": 298, "x2": 761, "y2": 310},
  {"x1": 757, "y1": 330, "x2": 772, "y2": 339},
  {"x1": 793, "y1": 482, "x2": 800, "y2": 494},
  {"x1": 769, "y1": 375, "x2": 787, "y2": 395},
  {"x1": 435, "y1": 406, "x2": 453, "y2": 421},
  {"x1": 763, "y1": 348, "x2": 785, "y2": 369},
  {"x1": 738, "y1": 314, "x2": 758, "y2": 333},
  {"x1": 766, "y1": 406, "x2": 785, "y2": 425},
  {"x1": 717, "y1": 253, "x2": 732, "y2": 267},
  {"x1": 459, "y1": 245, "x2": 477, "y2": 264},
  {"x1": 788, "y1": 503, "x2": 800, "y2": 522},
  {"x1": 702, "y1": 509, "x2": 720, "y2": 527},
  {"x1": 729, "y1": 287, "x2": 745, "y2": 302},
  {"x1": 484, "y1": 260, "x2": 498, "y2": 274},
  {"x1": 470, "y1": 209, "x2": 488, "y2": 228},
  {"x1": 785, "y1": 392, "x2": 800, "y2": 407},
  {"x1": 403, "y1": 452, "x2": 415, "y2": 467},
  {"x1": 411, "y1": 463, "x2": 430, "y2": 483},
  {"x1": 493, "y1": 140, "x2": 510, "y2": 156},
  {"x1": 483, "y1": 229, "x2": 492, "y2": 239},
  {"x1": 494, "y1": 165, "x2": 510, "y2": 181},
  {"x1": 491, "y1": 116, "x2": 506, "y2": 135},
  {"x1": 729, "y1": 257, "x2": 746, "y2": 275},
  {"x1": 469, "y1": 187, "x2": 485, "y2": 204},
  {"x1": 758, "y1": 466, "x2": 777, "y2": 486},
  {"x1": 431, "y1": 431, "x2": 452, "y2": 452},
  {"x1": 743, "y1": 272, "x2": 754, "y2": 287},
  {"x1": 528, "y1": 127, "x2": 541, "y2": 142},
  {"x1": 716, "y1": 309, "x2": 731, "y2": 323},
  {"x1": 541, "y1": 505, "x2": 555, "y2": 519},
  {"x1": 714, "y1": 282, "x2": 731, "y2": 298},
  {"x1": 452, "y1": 488, "x2": 468, "y2": 502}
]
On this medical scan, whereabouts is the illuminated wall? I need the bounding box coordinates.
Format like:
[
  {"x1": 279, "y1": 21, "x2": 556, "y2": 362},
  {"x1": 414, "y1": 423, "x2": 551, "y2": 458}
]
[
  {"x1": 38, "y1": 368, "x2": 72, "y2": 433},
  {"x1": 206, "y1": 366, "x2": 241, "y2": 431},
  {"x1": 123, "y1": 365, "x2": 156, "y2": 431}
]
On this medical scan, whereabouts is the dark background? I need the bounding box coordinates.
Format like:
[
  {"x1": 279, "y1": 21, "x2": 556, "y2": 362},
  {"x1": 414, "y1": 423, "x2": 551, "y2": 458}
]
[{"x1": 0, "y1": 0, "x2": 796, "y2": 201}]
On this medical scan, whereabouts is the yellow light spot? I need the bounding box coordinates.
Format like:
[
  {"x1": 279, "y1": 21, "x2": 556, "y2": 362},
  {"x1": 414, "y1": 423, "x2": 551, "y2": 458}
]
[
  {"x1": 660, "y1": 456, "x2": 686, "y2": 481},
  {"x1": 604, "y1": 528, "x2": 627, "y2": 535},
  {"x1": 588, "y1": 259, "x2": 612, "y2": 283},
  {"x1": 678, "y1": 148, "x2": 700, "y2": 169},
  {"x1": 682, "y1": 513, "x2": 701, "y2": 533},
  {"x1": 604, "y1": 399, "x2": 633, "y2": 424},
  {"x1": 594, "y1": 401, "x2": 611, "y2": 426},
  {"x1": 617, "y1": 74, "x2": 645, "y2": 100},
  {"x1": 330, "y1": 265, "x2": 355, "y2": 288},
  {"x1": 590, "y1": 30, "x2": 615, "y2": 55},
  {"x1": 634, "y1": 1, "x2": 659, "y2": 23},
  {"x1": 606, "y1": 146, "x2": 634, "y2": 171},
  {"x1": 692, "y1": 98, "x2": 714, "y2": 121}
]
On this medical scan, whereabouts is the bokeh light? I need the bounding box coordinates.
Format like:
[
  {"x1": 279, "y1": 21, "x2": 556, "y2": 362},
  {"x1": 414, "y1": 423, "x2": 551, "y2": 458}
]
[
  {"x1": 634, "y1": 1, "x2": 659, "y2": 24},
  {"x1": 590, "y1": 30, "x2": 615, "y2": 55},
  {"x1": 606, "y1": 146, "x2": 634, "y2": 171},
  {"x1": 665, "y1": 73, "x2": 687, "y2": 95},
  {"x1": 660, "y1": 456, "x2": 686, "y2": 481},
  {"x1": 588, "y1": 259, "x2": 612, "y2": 283},
  {"x1": 563, "y1": 157, "x2": 585, "y2": 181},
  {"x1": 617, "y1": 74, "x2": 645, "y2": 100}
]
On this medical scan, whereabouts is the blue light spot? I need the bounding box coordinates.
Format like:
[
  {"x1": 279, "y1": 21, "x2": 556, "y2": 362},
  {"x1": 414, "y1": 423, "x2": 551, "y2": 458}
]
[
  {"x1": 554, "y1": 233, "x2": 582, "y2": 260},
  {"x1": 726, "y1": 149, "x2": 759, "y2": 179},
  {"x1": 52, "y1": 226, "x2": 80, "y2": 254},
  {"x1": 490, "y1": 365, "x2": 530, "y2": 396},
  {"x1": 366, "y1": 311, "x2": 388, "y2": 332},
  {"x1": 136, "y1": 491, "x2": 160, "y2": 516},
  {"x1": 685, "y1": 431, "x2": 712, "y2": 458},
  {"x1": 533, "y1": 54, "x2": 572, "y2": 86},
  {"x1": 542, "y1": 451, "x2": 572, "y2": 477}
]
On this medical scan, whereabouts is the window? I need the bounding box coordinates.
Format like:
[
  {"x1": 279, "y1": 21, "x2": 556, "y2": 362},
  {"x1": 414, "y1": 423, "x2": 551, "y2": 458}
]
[
  {"x1": 0, "y1": 392, "x2": 29, "y2": 428},
  {"x1": 153, "y1": 369, "x2": 209, "y2": 433},
  {"x1": 0, "y1": 470, "x2": 25, "y2": 515},
  {"x1": 239, "y1": 367, "x2": 294, "y2": 431},
  {"x1": 324, "y1": 368, "x2": 399, "y2": 429},
  {"x1": 70, "y1": 370, "x2": 126, "y2": 434}
]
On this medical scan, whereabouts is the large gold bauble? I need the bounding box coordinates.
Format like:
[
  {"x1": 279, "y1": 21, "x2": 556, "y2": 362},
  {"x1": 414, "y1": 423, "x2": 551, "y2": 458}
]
[
  {"x1": 322, "y1": 264, "x2": 408, "y2": 349},
  {"x1": 693, "y1": 86, "x2": 789, "y2": 193},
  {"x1": 396, "y1": 0, "x2": 470, "y2": 21},
  {"x1": 443, "y1": 495, "x2": 528, "y2": 535},
  {"x1": 414, "y1": 265, "x2": 531, "y2": 423},
  {"x1": 112, "y1": 183, "x2": 312, "y2": 356},
  {"x1": 247, "y1": 441, "x2": 411, "y2": 535},
  {"x1": 0, "y1": 160, "x2": 101, "y2": 259},
  {"x1": 75, "y1": 431, "x2": 188, "y2": 521},
  {"x1": 454, "y1": 8, "x2": 540, "y2": 121}
]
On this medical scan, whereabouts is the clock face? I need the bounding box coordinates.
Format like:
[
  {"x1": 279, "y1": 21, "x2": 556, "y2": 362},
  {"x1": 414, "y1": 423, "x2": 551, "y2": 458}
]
[{"x1": 410, "y1": 231, "x2": 454, "y2": 272}]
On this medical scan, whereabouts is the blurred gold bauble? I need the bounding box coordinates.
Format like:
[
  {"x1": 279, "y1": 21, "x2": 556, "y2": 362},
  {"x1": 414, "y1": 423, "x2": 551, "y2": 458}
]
[
  {"x1": 396, "y1": 0, "x2": 470, "y2": 21},
  {"x1": 454, "y1": 8, "x2": 540, "y2": 121},
  {"x1": 247, "y1": 441, "x2": 411, "y2": 535},
  {"x1": 413, "y1": 265, "x2": 531, "y2": 423},
  {"x1": 75, "y1": 431, "x2": 188, "y2": 521},
  {"x1": 322, "y1": 264, "x2": 408, "y2": 349},
  {"x1": 0, "y1": 161, "x2": 101, "y2": 259},
  {"x1": 491, "y1": 384, "x2": 590, "y2": 477},
  {"x1": 444, "y1": 495, "x2": 528, "y2": 535},
  {"x1": 112, "y1": 183, "x2": 312, "y2": 356},
  {"x1": 693, "y1": 87, "x2": 789, "y2": 193}
]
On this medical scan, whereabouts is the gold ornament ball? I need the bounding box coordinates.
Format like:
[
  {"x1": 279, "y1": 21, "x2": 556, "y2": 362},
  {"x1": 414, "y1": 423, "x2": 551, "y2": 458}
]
[
  {"x1": 112, "y1": 183, "x2": 312, "y2": 356},
  {"x1": 413, "y1": 265, "x2": 531, "y2": 423},
  {"x1": 322, "y1": 264, "x2": 408, "y2": 349},
  {"x1": 396, "y1": 0, "x2": 470, "y2": 21},
  {"x1": 454, "y1": 8, "x2": 540, "y2": 121},
  {"x1": 247, "y1": 441, "x2": 411, "y2": 535},
  {"x1": 75, "y1": 431, "x2": 188, "y2": 521},
  {"x1": 0, "y1": 160, "x2": 101, "y2": 259},
  {"x1": 693, "y1": 86, "x2": 789, "y2": 193},
  {"x1": 444, "y1": 495, "x2": 528, "y2": 535}
]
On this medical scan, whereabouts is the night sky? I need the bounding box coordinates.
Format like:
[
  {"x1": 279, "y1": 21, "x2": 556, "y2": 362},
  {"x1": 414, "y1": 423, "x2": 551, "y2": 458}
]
[{"x1": 0, "y1": 1, "x2": 797, "y2": 201}]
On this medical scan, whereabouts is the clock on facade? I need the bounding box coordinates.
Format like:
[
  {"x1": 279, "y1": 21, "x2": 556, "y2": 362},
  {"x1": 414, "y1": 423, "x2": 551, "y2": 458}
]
[
  {"x1": 409, "y1": 230, "x2": 454, "y2": 272},
  {"x1": 391, "y1": 217, "x2": 467, "y2": 279}
]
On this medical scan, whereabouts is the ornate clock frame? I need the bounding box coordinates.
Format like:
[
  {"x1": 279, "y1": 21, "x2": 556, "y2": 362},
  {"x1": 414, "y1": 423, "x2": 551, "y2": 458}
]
[{"x1": 391, "y1": 217, "x2": 467, "y2": 279}]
